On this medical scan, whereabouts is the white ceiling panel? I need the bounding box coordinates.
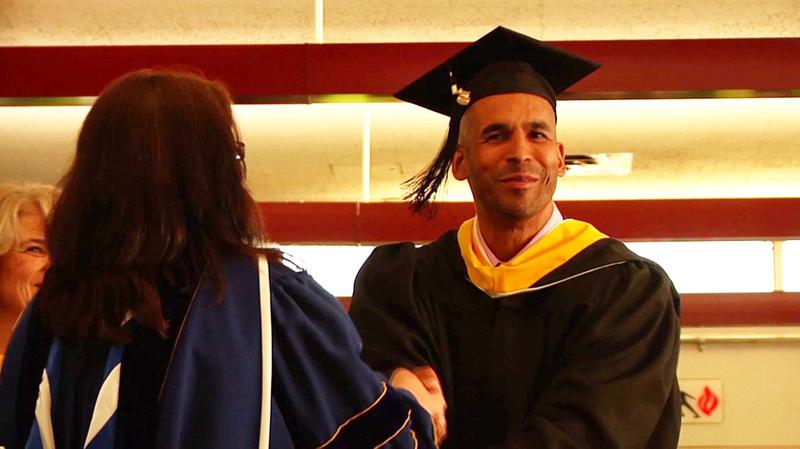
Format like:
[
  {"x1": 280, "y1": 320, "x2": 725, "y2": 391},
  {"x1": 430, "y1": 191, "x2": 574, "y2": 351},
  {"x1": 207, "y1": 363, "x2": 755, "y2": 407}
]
[
  {"x1": 3, "y1": 1, "x2": 797, "y2": 46},
  {"x1": 0, "y1": 0, "x2": 316, "y2": 45},
  {"x1": 323, "y1": 0, "x2": 800, "y2": 42},
  {"x1": 538, "y1": 0, "x2": 800, "y2": 40}
]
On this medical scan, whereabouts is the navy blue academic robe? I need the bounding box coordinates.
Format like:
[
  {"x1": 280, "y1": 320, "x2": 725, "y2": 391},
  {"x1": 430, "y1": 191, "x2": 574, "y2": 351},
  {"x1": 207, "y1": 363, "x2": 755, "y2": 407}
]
[{"x1": 0, "y1": 254, "x2": 435, "y2": 449}]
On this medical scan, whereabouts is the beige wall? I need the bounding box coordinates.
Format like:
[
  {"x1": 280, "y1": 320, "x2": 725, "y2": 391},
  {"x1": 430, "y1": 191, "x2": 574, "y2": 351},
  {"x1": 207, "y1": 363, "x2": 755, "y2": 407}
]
[{"x1": 678, "y1": 327, "x2": 800, "y2": 447}]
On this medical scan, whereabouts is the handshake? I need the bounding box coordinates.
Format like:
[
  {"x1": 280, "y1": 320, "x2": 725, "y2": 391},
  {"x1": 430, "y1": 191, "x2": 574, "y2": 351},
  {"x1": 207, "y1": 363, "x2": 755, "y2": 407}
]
[{"x1": 390, "y1": 366, "x2": 448, "y2": 447}]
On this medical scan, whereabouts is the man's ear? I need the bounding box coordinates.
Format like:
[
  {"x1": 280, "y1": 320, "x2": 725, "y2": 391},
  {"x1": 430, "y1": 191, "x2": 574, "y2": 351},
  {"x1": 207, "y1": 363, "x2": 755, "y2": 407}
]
[
  {"x1": 452, "y1": 146, "x2": 468, "y2": 180},
  {"x1": 556, "y1": 143, "x2": 566, "y2": 177}
]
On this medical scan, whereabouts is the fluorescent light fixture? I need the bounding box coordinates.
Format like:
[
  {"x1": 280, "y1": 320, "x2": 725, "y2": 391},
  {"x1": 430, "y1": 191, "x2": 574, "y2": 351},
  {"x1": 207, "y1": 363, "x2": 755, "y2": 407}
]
[
  {"x1": 276, "y1": 240, "x2": 780, "y2": 297},
  {"x1": 277, "y1": 245, "x2": 376, "y2": 297},
  {"x1": 626, "y1": 241, "x2": 775, "y2": 293},
  {"x1": 783, "y1": 240, "x2": 800, "y2": 292}
]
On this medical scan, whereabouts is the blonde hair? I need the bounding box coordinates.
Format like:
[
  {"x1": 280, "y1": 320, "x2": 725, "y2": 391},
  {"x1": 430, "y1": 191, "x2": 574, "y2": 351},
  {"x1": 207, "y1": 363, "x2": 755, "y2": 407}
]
[{"x1": 0, "y1": 183, "x2": 59, "y2": 256}]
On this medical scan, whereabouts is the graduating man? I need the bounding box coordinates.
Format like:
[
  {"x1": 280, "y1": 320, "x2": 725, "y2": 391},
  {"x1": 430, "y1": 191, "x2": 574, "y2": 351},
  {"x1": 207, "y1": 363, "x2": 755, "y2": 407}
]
[{"x1": 350, "y1": 26, "x2": 681, "y2": 449}]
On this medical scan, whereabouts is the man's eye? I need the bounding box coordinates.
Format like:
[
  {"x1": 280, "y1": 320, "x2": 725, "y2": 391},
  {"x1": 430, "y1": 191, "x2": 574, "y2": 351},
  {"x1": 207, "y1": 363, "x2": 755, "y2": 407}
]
[
  {"x1": 485, "y1": 133, "x2": 503, "y2": 142},
  {"x1": 530, "y1": 131, "x2": 547, "y2": 139}
]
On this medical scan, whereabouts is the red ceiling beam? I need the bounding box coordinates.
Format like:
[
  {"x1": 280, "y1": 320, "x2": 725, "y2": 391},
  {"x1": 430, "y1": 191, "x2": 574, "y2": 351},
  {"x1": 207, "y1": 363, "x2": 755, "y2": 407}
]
[
  {"x1": 2, "y1": 38, "x2": 799, "y2": 99},
  {"x1": 0, "y1": 45, "x2": 307, "y2": 98},
  {"x1": 259, "y1": 198, "x2": 800, "y2": 243}
]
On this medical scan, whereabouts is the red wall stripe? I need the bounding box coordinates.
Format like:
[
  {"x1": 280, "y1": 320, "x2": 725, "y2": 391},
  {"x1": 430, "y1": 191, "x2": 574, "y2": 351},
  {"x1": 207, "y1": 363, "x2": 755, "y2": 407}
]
[
  {"x1": 261, "y1": 202, "x2": 361, "y2": 242},
  {"x1": 2, "y1": 38, "x2": 799, "y2": 99},
  {"x1": 259, "y1": 199, "x2": 800, "y2": 243}
]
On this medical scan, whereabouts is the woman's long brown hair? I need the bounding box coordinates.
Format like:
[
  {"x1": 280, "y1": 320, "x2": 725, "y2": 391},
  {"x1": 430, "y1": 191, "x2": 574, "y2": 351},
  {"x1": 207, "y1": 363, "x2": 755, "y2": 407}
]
[{"x1": 39, "y1": 69, "x2": 277, "y2": 343}]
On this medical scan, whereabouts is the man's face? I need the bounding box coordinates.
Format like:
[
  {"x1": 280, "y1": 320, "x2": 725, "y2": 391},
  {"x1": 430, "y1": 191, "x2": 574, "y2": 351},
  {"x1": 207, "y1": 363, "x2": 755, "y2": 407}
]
[
  {"x1": 0, "y1": 204, "x2": 50, "y2": 311},
  {"x1": 452, "y1": 92, "x2": 566, "y2": 223}
]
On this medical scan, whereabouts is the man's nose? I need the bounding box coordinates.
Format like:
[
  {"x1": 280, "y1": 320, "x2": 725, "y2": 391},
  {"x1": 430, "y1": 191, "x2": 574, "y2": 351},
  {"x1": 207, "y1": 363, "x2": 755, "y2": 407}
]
[{"x1": 505, "y1": 129, "x2": 533, "y2": 162}]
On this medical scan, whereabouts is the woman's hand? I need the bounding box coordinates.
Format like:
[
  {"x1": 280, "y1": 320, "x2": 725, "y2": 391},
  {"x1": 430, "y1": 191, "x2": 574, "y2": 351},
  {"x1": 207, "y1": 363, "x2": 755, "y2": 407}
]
[{"x1": 390, "y1": 366, "x2": 447, "y2": 446}]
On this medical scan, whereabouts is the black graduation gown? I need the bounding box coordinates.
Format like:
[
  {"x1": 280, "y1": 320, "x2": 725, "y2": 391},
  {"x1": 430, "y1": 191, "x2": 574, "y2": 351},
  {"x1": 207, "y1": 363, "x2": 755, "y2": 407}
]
[{"x1": 350, "y1": 231, "x2": 681, "y2": 449}]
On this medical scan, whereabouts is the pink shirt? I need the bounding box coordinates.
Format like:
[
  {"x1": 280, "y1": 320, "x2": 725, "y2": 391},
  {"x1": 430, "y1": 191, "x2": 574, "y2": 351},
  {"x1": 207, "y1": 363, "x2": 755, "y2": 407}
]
[{"x1": 474, "y1": 204, "x2": 564, "y2": 266}]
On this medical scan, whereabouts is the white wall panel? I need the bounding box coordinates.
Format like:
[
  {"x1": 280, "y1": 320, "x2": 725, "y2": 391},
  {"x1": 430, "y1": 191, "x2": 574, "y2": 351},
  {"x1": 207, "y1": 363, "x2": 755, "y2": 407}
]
[
  {"x1": 368, "y1": 102, "x2": 466, "y2": 201},
  {"x1": 0, "y1": 106, "x2": 87, "y2": 185},
  {"x1": 678, "y1": 330, "x2": 800, "y2": 446},
  {"x1": 3, "y1": 97, "x2": 800, "y2": 202},
  {"x1": 553, "y1": 97, "x2": 800, "y2": 201},
  {"x1": 367, "y1": 97, "x2": 800, "y2": 202},
  {"x1": 234, "y1": 104, "x2": 365, "y2": 201}
]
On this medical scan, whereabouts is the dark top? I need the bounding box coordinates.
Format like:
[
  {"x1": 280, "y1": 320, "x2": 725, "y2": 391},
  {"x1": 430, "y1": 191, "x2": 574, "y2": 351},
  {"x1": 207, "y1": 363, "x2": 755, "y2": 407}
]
[
  {"x1": 8, "y1": 282, "x2": 191, "y2": 449},
  {"x1": 350, "y1": 232, "x2": 682, "y2": 449}
]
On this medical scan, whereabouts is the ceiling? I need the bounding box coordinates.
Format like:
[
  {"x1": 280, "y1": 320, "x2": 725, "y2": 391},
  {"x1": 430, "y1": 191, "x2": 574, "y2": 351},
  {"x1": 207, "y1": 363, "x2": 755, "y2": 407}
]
[
  {"x1": 2, "y1": 0, "x2": 798, "y2": 45},
  {"x1": 1, "y1": 0, "x2": 799, "y2": 202}
]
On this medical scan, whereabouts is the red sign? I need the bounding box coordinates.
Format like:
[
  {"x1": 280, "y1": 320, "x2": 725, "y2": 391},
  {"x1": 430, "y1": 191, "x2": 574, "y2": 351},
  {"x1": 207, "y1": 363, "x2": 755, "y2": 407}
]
[
  {"x1": 680, "y1": 379, "x2": 724, "y2": 423},
  {"x1": 697, "y1": 386, "x2": 720, "y2": 416}
]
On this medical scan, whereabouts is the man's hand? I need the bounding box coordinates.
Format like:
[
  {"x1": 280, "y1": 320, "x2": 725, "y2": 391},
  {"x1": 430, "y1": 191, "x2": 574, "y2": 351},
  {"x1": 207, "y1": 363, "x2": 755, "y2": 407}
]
[{"x1": 390, "y1": 366, "x2": 447, "y2": 446}]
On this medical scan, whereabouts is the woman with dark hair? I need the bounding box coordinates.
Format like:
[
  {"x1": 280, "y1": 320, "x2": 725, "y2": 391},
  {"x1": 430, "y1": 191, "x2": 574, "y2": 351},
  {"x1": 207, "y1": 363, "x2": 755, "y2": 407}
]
[{"x1": 0, "y1": 69, "x2": 436, "y2": 449}]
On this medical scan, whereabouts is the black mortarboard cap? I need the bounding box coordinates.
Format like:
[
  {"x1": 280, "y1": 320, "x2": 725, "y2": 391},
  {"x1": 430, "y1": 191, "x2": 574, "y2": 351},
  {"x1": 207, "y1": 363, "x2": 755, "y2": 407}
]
[{"x1": 397, "y1": 26, "x2": 599, "y2": 214}]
